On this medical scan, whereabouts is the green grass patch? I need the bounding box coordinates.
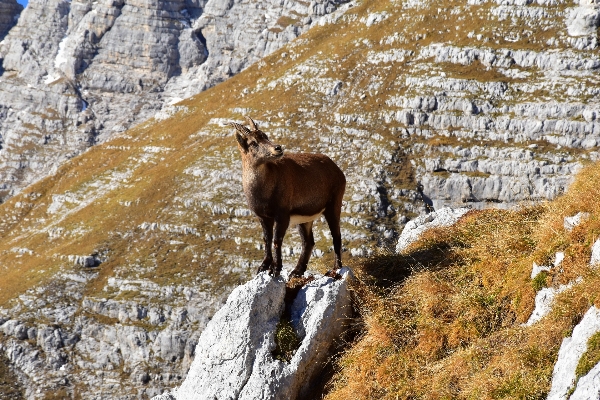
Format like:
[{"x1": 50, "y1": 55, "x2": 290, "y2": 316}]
[
  {"x1": 576, "y1": 331, "x2": 600, "y2": 380},
  {"x1": 532, "y1": 271, "x2": 549, "y2": 292},
  {"x1": 273, "y1": 316, "x2": 301, "y2": 362}
]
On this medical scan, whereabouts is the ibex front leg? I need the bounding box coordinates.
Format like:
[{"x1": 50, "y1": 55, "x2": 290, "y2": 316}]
[
  {"x1": 257, "y1": 217, "x2": 274, "y2": 274},
  {"x1": 290, "y1": 221, "x2": 314, "y2": 277},
  {"x1": 271, "y1": 216, "x2": 290, "y2": 277}
]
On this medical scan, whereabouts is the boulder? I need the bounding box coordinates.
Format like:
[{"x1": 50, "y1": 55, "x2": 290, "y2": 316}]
[
  {"x1": 156, "y1": 269, "x2": 353, "y2": 400},
  {"x1": 396, "y1": 207, "x2": 470, "y2": 253},
  {"x1": 548, "y1": 306, "x2": 600, "y2": 399},
  {"x1": 564, "y1": 212, "x2": 590, "y2": 231},
  {"x1": 570, "y1": 358, "x2": 600, "y2": 399},
  {"x1": 566, "y1": 2, "x2": 600, "y2": 37},
  {"x1": 523, "y1": 280, "x2": 578, "y2": 327}
]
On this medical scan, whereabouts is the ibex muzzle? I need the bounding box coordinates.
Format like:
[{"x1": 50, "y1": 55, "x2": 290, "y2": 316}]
[{"x1": 229, "y1": 116, "x2": 346, "y2": 277}]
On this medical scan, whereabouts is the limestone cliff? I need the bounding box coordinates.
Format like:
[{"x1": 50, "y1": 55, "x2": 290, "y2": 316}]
[
  {"x1": 0, "y1": 0, "x2": 344, "y2": 200},
  {"x1": 152, "y1": 270, "x2": 352, "y2": 400}
]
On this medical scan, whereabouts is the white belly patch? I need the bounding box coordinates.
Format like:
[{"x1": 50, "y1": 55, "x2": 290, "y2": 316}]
[{"x1": 289, "y1": 209, "x2": 325, "y2": 226}]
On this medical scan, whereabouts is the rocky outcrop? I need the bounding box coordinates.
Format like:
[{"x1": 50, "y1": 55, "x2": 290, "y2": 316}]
[
  {"x1": 156, "y1": 269, "x2": 353, "y2": 400},
  {"x1": 591, "y1": 238, "x2": 600, "y2": 266},
  {"x1": 548, "y1": 306, "x2": 600, "y2": 400},
  {"x1": 566, "y1": 0, "x2": 600, "y2": 37},
  {"x1": 396, "y1": 207, "x2": 470, "y2": 253},
  {"x1": 0, "y1": 0, "x2": 345, "y2": 200},
  {"x1": 0, "y1": 270, "x2": 226, "y2": 399}
]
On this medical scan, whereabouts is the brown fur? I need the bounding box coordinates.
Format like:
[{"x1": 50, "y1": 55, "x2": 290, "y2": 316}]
[{"x1": 229, "y1": 116, "x2": 346, "y2": 277}]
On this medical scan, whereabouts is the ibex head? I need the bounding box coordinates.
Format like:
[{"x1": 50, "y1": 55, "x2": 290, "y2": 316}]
[{"x1": 228, "y1": 116, "x2": 283, "y2": 162}]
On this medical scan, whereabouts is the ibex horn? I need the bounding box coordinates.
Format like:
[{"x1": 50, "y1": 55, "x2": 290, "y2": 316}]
[
  {"x1": 244, "y1": 116, "x2": 258, "y2": 132},
  {"x1": 227, "y1": 122, "x2": 251, "y2": 136}
]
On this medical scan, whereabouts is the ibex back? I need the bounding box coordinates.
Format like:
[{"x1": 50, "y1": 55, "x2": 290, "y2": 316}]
[{"x1": 229, "y1": 117, "x2": 346, "y2": 277}]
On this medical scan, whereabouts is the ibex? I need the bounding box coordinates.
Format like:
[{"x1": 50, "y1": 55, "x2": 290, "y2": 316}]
[{"x1": 229, "y1": 117, "x2": 346, "y2": 278}]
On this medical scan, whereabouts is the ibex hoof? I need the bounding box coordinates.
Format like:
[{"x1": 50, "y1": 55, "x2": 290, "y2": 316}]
[
  {"x1": 269, "y1": 267, "x2": 281, "y2": 277},
  {"x1": 257, "y1": 263, "x2": 271, "y2": 274},
  {"x1": 289, "y1": 268, "x2": 305, "y2": 278}
]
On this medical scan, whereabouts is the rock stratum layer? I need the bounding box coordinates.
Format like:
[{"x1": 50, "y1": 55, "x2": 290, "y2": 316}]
[{"x1": 0, "y1": 0, "x2": 344, "y2": 200}]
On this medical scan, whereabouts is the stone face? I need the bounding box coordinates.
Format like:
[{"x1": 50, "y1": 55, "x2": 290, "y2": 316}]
[
  {"x1": 171, "y1": 269, "x2": 352, "y2": 400},
  {"x1": 1, "y1": 0, "x2": 70, "y2": 80},
  {"x1": 0, "y1": 0, "x2": 345, "y2": 201},
  {"x1": 548, "y1": 306, "x2": 600, "y2": 400},
  {"x1": 0, "y1": 270, "x2": 225, "y2": 399},
  {"x1": 524, "y1": 280, "x2": 577, "y2": 327},
  {"x1": 396, "y1": 207, "x2": 470, "y2": 253},
  {"x1": 566, "y1": 2, "x2": 600, "y2": 37},
  {"x1": 564, "y1": 212, "x2": 590, "y2": 231}
]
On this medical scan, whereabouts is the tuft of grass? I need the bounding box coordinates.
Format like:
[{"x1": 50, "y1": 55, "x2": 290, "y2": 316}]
[
  {"x1": 42, "y1": 388, "x2": 69, "y2": 400},
  {"x1": 532, "y1": 271, "x2": 549, "y2": 292},
  {"x1": 273, "y1": 316, "x2": 301, "y2": 362},
  {"x1": 575, "y1": 331, "x2": 600, "y2": 380}
]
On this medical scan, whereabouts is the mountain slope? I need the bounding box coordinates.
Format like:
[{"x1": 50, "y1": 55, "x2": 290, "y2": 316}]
[
  {"x1": 326, "y1": 159, "x2": 600, "y2": 400},
  {"x1": 0, "y1": 0, "x2": 599, "y2": 397},
  {"x1": 0, "y1": 0, "x2": 343, "y2": 201}
]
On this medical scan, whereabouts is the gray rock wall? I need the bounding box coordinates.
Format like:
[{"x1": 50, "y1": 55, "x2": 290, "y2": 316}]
[
  {"x1": 0, "y1": 270, "x2": 225, "y2": 399},
  {"x1": 0, "y1": 0, "x2": 344, "y2": 201}
]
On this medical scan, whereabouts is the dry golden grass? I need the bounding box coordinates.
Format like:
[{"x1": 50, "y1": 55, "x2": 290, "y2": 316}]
[{"x1": 326, "y1": 161, "x2": 600, "y2": 399}]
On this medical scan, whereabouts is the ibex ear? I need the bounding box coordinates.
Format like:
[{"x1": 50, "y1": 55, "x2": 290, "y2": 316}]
[{"x1": 235, "y1": 131, "x2": 249, "y2": 153}]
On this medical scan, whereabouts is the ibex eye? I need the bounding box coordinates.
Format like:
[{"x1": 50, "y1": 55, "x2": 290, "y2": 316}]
[{"x1": 250, "y1": 141, "x2": 258, "y2": 147}]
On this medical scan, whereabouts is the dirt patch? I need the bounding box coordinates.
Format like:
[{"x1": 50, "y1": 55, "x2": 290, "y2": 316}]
[{"x1": 0, "y1": 353, "x2": 24, "y2": 400}]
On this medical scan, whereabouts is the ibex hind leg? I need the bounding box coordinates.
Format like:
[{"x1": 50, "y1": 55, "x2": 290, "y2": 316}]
[
  {"x1": 290, "y1": 221, "x2": 314, "y2": 278},
  {"x1": 324, "y1": 203, "x2": 343, "y2": 270}
]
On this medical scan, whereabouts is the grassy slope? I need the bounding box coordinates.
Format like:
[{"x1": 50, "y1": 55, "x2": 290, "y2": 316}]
[{"x1": 326, "y1": 161, "x2": 600, "y2": 399}]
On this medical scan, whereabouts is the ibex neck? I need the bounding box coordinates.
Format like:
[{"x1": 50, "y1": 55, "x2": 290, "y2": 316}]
[{"x1": 241, "y1": 158, "x2": 270, "y2": 189}]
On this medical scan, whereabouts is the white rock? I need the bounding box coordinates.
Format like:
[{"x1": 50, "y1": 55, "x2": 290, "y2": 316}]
[
  {"x1": 524, "y1": 279, "x2": 580, "y2": 326},
  {"x1": 566, "y1": 5, "x2": 600, "y2": 36},
  {"x1": 591, "y1": 239, "x2": 600, "y2": 267},
  {"x1": 555, "y1": 252, "x2": 565, "y2": 267},
  {"x1": 396, "y1": 207, "x2": 470, "y2": 253},
  {"x1": 570, "y1": 358, "x2": 600, "y2": 400},
  {"x1": 530, "y1": 261, "x2": 551, "y2": 279},
  {"x1": 548, "y1": 306, "x2": 600, "y2": 399},
  {"x1": 152, "y1": 394, "x2": 176, "y2": 400},
  {"x1": 363, "y1": 12, "x2": 388, "y2": 27},
  {"x1": 564, "y1": 212, "x2": 590, "y2": 231},
  {"x1": 170, "y1": 270, "x2": 352, "y2": 400}
]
